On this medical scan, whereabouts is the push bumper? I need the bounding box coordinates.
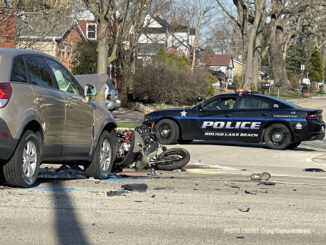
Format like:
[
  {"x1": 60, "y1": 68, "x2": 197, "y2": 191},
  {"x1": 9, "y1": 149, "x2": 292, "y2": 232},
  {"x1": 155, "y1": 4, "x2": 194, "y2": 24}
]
[{"x1": 0, "y1": 118, "x2": 18, "y2": 160}]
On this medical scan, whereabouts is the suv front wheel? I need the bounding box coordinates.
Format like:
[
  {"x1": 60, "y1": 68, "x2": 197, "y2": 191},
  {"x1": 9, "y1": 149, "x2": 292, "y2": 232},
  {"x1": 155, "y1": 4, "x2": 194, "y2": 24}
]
[
  {"x1": 3, "y1": 130, "x2": 41, "y2": 187},
  {"x1": 85, "y1": 130, "x2": 116, "y2": 179}
]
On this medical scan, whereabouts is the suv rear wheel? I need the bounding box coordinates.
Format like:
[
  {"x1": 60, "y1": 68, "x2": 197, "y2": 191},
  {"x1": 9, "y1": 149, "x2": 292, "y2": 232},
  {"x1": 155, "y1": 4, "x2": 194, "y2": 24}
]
[
  {"x1": 3, "y1": 130, "x2": 41, "y2": 187},
  {"x1": 85, "y1": 130, "x2": 116, "y2": 179}
]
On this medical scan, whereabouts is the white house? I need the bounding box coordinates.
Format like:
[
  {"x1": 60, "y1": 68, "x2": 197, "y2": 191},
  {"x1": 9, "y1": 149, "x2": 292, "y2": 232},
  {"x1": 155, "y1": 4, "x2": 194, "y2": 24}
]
[{"x1": 137, "y1": 14, "x2": 196, "y2": 59}]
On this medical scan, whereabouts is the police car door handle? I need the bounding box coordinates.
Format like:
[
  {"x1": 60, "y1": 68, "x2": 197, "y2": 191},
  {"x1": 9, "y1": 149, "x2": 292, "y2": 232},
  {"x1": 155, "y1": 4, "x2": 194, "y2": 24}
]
[
  {"x1": 225, "y1": 113, "x2": 231, "y2": 117},
  {"x1": 261, "y1": 113, "x2": 267, "y2": 117}
]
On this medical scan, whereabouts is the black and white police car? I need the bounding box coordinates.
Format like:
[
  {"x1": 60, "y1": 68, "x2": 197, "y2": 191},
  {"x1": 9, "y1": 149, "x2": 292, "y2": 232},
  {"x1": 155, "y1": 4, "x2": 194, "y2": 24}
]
[{"x1": 143, "y1": 91, "x2": 325, "y2": 149}]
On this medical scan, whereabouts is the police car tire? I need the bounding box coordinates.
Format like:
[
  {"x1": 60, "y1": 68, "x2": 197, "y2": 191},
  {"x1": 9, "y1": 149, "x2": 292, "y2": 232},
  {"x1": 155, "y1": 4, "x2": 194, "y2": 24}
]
[
  {"x1": 264, "y1": 124, "x2": 292, "y2": 150},
  {"x1": 155, "y1": 148, "x2": 190, "y2": 171},
  {"x1": 287, "y1": 141, "x2": 301, "y2": 149},
  {"x1": 155, "y1": 119, "x2": 180, "y2": 145}
]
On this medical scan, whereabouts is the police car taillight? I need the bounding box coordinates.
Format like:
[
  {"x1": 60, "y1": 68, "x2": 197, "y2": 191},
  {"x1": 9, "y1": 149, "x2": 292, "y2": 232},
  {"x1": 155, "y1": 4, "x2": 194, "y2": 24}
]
[
  {"x1": 0, "y1": 83, "x2": 12, "y2": 108},
  {"x1": 306, "y1": 113, "x2": 317, "y2": 120}
]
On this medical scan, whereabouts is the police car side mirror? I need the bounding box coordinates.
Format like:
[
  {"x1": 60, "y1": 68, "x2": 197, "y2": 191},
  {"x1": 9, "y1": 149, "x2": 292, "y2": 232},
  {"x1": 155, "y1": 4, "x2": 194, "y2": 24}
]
[{"x1": 198, "y1": 104, "x2": 204, "y2": 112}]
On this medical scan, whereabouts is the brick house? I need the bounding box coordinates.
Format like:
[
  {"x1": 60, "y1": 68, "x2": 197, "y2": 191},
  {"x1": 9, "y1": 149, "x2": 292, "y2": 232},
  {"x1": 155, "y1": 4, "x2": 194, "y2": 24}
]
[
  {"x1": 16, "y1": 16, "x2": 87, "y2": 70},
  {"x1": 199, "y1": 54, "x2": 234, "y2": 80},
  {"x1": 0, "y1": 0, "x2": 16, "y2": 48}
]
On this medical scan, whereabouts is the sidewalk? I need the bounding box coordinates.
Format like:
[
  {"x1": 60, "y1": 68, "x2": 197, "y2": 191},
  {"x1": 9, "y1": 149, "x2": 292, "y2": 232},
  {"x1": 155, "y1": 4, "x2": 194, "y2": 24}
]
[{"x1": 112, "y1": 108, "x2": 145, "y2": 124}]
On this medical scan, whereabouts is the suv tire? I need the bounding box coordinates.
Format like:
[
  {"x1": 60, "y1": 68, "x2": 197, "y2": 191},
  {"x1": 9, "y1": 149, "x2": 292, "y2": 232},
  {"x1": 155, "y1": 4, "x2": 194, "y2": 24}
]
[
  {"x1": 85, "y1": 130, "x2": 116, "y2": 179},
  {"x1": 3, "y1": 130, "x2": 41, "y2": 187}
]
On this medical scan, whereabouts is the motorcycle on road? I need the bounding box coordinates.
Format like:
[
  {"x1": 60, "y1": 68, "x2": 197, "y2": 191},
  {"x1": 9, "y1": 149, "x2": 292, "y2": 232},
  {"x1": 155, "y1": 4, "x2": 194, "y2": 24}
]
[{"x1": 113, "y1": 125, "x2": 190, "y2": 174}]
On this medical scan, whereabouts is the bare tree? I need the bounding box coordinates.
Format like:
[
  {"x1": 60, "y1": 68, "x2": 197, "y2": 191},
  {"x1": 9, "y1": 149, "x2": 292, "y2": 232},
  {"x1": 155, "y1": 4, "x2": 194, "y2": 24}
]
[
  {"x1": 83, "y1": 0, "x2": 153, "y2": 105},
  {"x1": 215, "y1": 0, "x2": 325, "y2": 89}
]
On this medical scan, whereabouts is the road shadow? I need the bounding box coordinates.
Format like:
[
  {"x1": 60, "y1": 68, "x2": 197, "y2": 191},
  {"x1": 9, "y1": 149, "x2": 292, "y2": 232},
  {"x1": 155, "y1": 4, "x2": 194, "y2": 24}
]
[
  {"x1": 181, "y1": 140, "x2": 318, "y2": 152},
  {"x1": 49, "y1": 181, "x2": 89, "y2": 245}
]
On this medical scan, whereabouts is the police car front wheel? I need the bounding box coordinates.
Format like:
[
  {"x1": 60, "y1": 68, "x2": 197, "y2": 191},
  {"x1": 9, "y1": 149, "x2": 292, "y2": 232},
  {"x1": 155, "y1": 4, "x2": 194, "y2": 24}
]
[
  {"x1": 155, "y1": 119, "x2": 180, "y2": 145},
  {"x1": 264, "y1": 124, "x2": 292, "y2": 150}
]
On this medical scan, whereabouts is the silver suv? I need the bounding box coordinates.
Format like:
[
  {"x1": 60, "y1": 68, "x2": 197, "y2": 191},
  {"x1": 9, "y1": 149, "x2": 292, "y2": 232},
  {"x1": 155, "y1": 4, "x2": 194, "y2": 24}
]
[{"x1": 0, "y1": 49, "x2": 117, "y2": 187}]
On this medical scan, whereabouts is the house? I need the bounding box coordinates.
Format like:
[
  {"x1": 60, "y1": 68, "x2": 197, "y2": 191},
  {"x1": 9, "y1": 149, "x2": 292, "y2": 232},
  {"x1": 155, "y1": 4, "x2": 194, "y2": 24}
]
[
  {"x1": 0, "y1": 2, "x2": 91, "y2": 70},
  {"x1": 0, "y1": 0, "x2": 16, "y2": 48},
  {"x1": 137, "y1": 14, "x2": 196, "y2": 60},
  {"x1": 16, "y1": 16, "x2": 87, "y2": 70},
  {"x1": 199, "y1": 54, "x2": 234, "y2": 80}
]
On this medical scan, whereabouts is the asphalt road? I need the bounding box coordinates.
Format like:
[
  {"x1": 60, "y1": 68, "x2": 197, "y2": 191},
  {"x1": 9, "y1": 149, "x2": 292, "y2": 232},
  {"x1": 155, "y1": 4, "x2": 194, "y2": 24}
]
[{"x1": 0, "y1": 96, "x2": 326, "y2": 245}]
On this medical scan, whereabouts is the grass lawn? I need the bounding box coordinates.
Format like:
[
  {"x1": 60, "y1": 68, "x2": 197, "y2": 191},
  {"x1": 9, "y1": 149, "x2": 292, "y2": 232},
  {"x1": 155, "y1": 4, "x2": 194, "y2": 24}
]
[{"x1": 117, "y1": 122, "x2": 139, "y2": 129}]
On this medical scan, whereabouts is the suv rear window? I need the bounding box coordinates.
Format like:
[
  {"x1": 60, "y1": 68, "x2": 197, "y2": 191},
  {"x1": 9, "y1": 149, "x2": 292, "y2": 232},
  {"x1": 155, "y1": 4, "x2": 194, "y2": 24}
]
[
  {"x1": 10, "y1": 55, "x2": 27, "y2": 83},
  {"x1": 25, "y1": 55, "x2": 54, "y2": 88}
]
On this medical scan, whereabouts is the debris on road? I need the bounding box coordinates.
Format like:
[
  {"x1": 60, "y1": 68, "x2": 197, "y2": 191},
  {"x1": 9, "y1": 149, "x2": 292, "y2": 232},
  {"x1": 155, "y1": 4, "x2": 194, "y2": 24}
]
[
  {"x1": 244, "y1": 190, "x2": 256, "y2": 195},
  {"x1": 121, "y1": 183, "x2": 148, "y2": 192},
  {"x1": 153, "y1": 186, "x2": 174, "y2": 190},
  {"x1": 38, "y1": 165, "x2": 86, "y2": 179},
  {"x1": 258, "y1": 181, "x2": 276, "y2": 186},
  {"x1": 107, "y1": 190, "x2": 127, "y2": 197},
  {"x1": 304, "y1": 168, "x2": 325, "y2": 172},
  {"x1": 239, "y1": 208, "x2": 250, "y2": 212},
  {"x1": 250, "y1": 172, "x2": 271, "y2": 181},
  {"x1": 229, "y1": 183, "x2": 240, "y2": 189}
]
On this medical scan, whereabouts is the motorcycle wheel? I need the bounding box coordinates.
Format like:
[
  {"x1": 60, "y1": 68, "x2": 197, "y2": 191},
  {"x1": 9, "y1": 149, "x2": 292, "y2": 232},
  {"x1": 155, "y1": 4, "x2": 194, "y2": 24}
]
[
  {"x1": 155, "y1": 148, "x2": 190, "y2": 171},
  {"x1": 116, "y1": 131, "x2": 139, "y2": 168}
]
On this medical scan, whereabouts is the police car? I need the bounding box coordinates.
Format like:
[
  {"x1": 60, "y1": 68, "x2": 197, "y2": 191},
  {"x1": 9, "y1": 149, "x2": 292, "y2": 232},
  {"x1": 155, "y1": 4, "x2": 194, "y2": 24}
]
[{"x1": 143, "y1": 91, "x2": 325, "y2": 149}]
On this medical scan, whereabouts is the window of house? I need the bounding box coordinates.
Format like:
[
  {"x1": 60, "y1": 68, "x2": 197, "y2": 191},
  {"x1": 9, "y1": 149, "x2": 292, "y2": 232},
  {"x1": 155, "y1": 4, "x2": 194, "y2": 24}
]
[
  {"x1": 58, "y1": 43, "x2": 66, "y2": 58},
  {"x1": 86, "y1": 23, "x2": 97, "y2": 40},
  {"x1": 67, "y1": 45, "x2": 72, "y2": 58}
]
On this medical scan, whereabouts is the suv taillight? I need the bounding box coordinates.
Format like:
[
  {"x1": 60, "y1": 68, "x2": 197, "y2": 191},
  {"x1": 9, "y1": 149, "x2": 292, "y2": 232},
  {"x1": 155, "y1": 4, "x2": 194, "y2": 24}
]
[{"x1": 0, "y1": 83, "x2": 12, "y2": 108}]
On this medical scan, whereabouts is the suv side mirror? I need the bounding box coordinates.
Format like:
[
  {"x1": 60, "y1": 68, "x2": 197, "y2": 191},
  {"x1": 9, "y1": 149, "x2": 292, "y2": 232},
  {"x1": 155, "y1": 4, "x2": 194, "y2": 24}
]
[
  {"x1": 84, "y1": 84, "x2": 96, "y2": 97},
  {"x1": 84, "y1": 84, "x2": 96, "y2": 103}
]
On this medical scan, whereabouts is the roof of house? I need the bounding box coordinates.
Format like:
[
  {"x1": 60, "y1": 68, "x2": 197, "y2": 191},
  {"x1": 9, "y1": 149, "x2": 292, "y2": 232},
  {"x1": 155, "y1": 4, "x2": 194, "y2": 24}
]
[
  {"x1": 200, "y1": 54, "x2": 233, "y2": 66},
  {"x1": 147, "y1": 15, "x2": 195, "y2": 35},
  {"x1": 17, "y1": 15, "x2": 87, "y2": 41}
]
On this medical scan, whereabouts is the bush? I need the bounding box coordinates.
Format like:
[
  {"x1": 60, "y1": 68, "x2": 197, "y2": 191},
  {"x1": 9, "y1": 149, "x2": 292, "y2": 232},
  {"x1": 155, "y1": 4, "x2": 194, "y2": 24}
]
[
  {"x1": 233, "y1": 75, "x2": 244, "y2": 88},
  {"x1": 134, "y1": 61, "x2": 211, "y2": 104}
]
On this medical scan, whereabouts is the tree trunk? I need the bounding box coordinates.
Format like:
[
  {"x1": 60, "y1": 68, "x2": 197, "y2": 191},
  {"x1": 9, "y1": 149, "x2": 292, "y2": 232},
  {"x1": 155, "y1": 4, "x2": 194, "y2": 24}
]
[
  {"x1": 269, "y1": 29, "x2": 290, "y2": 87},
  {"x1": 95, "y1": 18, "x2": 109, "y2": 107}
]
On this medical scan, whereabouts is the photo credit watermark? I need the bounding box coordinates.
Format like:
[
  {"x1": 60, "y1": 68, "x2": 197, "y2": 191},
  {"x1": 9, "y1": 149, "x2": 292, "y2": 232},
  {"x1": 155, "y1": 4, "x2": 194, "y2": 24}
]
[{"x1": 224, "y1": 228, "x2": 311, "y2": 235}]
